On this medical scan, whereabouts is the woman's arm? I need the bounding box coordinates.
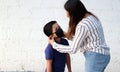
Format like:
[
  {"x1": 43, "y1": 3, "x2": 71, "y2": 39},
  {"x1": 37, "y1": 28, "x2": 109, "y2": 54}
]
[
  {"x1": 46, "y1": 60, "x2": 52, "y2": 72},
  {"x1": 66, "y1": 53, "x2": 72, "y2": 72},
  {"x1": 49, "y1": 25, "x2": 88, "y2": 53}
]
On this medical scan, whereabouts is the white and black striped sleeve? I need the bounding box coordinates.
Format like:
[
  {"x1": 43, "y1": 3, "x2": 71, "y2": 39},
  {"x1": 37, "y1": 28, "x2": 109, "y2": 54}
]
[{"x1": 52, "y1": 24, "x2": 88, "y2": 54}]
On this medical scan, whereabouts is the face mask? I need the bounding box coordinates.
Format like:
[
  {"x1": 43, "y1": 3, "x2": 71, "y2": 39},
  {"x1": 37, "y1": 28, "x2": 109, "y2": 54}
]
[{"x1": 55, "y1": 28, "x2": 64, "y2": 38}]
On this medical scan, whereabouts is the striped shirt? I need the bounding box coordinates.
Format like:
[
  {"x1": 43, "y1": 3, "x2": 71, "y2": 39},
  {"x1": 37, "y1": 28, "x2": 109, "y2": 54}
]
[{"x1": 53, "y1": 15, "x2": 110, "y2": 55}]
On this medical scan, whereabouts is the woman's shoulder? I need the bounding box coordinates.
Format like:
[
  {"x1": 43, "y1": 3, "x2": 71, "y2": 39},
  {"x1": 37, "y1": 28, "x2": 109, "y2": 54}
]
[
  {"x1": 78, "y1": 15, "x2": 99, "y2": 27},
  {"x1": 82, "y1": 15, "x2": 93, "y2": 22}
]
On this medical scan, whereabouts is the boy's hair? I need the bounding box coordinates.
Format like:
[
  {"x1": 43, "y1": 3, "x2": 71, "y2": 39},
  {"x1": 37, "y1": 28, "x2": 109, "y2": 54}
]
[{"x1": 43, "y1": 21, "x2": 57, "y2": 37}]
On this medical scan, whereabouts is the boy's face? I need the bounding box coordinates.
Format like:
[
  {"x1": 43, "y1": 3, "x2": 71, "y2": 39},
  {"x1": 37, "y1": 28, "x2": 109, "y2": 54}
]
[{"x1": 52, "y1": 23, "x2": 59, "y2": 38}]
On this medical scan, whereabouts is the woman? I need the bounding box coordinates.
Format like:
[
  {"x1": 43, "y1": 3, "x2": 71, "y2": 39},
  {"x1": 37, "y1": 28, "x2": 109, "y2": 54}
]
[{"x1": 49, "y1": 0, "x2": 110, "y2": 72}]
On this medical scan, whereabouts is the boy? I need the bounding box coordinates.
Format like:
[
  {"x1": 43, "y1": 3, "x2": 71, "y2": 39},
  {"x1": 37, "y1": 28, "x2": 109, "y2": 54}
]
[{"x1": 43, "y1": 21, "x2": 72, "y2": 72}]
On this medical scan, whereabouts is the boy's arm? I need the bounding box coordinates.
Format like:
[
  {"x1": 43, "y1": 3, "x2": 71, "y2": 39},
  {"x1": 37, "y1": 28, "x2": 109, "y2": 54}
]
[
  {"x1": 66, "y1": 53, "x2": 72, "y2": 72},
  {"x1": 46, "y1": 60, "x2": 52, "y2": 72}
]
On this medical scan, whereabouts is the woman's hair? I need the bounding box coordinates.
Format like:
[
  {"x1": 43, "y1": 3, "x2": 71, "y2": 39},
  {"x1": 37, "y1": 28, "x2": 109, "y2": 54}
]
[
  {"x1": 43, "y1": 21, "x2": 57, "y2": 37},
  {"x1": 64, "y1": 0, "x2": 89, "y2": 39}
]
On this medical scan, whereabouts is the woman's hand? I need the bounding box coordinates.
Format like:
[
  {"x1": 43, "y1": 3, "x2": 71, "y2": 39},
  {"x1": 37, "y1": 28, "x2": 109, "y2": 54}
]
[{"x1": 48, "y1": 35, "x2": 55, "y2": 45}]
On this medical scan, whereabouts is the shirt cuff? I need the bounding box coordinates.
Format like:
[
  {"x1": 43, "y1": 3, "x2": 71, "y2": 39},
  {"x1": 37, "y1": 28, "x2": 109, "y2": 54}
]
[{"x1": 52, "y1": 42, "x2": 58, "y2": 49}]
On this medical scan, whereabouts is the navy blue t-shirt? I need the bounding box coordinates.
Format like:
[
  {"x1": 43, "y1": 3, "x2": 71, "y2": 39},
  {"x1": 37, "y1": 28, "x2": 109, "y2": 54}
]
[{"x1": 45, "y1": 38, "x2": 69, "y2": 72}]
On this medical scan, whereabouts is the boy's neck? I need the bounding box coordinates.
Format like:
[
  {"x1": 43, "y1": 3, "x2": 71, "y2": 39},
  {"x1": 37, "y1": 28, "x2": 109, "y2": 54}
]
[{"x1": 54, "y1": 37, "x2": 61, "y2": 43}]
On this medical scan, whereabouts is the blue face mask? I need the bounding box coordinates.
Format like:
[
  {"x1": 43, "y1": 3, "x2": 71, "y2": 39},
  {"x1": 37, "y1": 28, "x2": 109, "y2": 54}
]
[{"x1": 55, "y1": 28, "x2": 64, "y2": 38}]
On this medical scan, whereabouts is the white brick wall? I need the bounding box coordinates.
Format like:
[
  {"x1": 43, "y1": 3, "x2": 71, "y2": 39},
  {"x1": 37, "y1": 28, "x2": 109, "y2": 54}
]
[{"x1": 0, "y1": 0, "x2": 120, "y2": 71}]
